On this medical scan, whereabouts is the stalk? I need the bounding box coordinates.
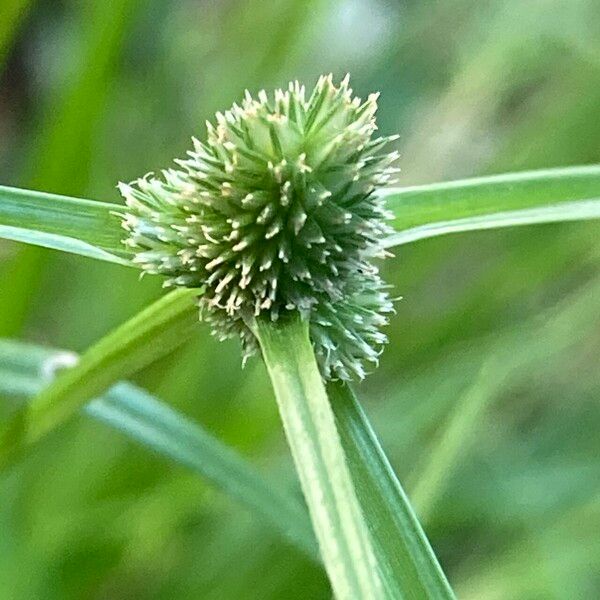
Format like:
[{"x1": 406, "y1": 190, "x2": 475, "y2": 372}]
[{"x1": 256, "y1": 313, "x2": 384, "y2": 600}]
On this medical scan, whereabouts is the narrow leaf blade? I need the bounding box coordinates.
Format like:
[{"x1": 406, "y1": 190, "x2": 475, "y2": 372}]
[
  {"x1": 329, "y1": 381, "x2": 456, "y2": 599},
  {"x1": 0, "y1": 288, "x2": 200, "y2": 465},
  {"x1": 3, "y1": 165, "x2": 599, "y2": 265},
  {"x1": 0, "y1": 185, "x2": 130, "y2": 263},
  {"x1": 383, "y1": 165, "x2": 600, "y2": 247}
]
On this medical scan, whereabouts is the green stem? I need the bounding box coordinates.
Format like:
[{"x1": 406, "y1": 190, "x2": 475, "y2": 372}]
[{"x1": 256, "y1": 313, "x2": 384, "y2": 600}]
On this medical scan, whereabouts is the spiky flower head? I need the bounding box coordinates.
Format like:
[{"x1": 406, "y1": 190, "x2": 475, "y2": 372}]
[{"x1": 118, "y1": 75, "x2": 398, "y2": 380}]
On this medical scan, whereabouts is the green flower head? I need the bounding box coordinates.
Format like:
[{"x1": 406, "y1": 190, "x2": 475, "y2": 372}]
[{"x1": 118, "y1": 75, "x2": 398, "y2": 380}]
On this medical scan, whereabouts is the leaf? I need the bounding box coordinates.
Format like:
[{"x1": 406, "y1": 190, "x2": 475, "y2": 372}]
[
  {"x1": 382, "y1": 165, "x2": 600, "y2": 247},
  {"x1": 0, "y1": 185, "x2": 129, "y2": 264},
  {"x1": 89, "y1": 383, "x2": 316, "y2": 557},
  {"x1": 2, "y1": 166, "x2": 600, "y2": 264},
  {"x1": 0, "y1": 288, "x2": 200, "y2": 465},
  {"x1": 0, "y1": 340, "x2": 317, "y2": 558},
  {"x1": 329, "y1": 381, "x2": 455, "y2": 599}
]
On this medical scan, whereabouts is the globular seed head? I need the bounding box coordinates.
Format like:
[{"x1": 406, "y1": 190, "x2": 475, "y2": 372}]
[{"x1": 118, "y1": 75, "x2": 398, "y2": 380}]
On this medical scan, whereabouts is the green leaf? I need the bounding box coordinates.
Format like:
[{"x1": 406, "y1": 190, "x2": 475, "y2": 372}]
[
  {"x1": 0, "y1": 340, "x2": 317, "y2": 558},
  {"x1": 383, "y1": 165, "x2": 600, "y2": 247},
  {"x1": 89, "y1": 383, "x2": 316, "y2": 557},
  {"x1": 329, "y1": 381, "x2": 456, "y2": 599},
  {"x1": 0, "y1": 185, "x2": 129, "y2": 264},
  {"x1": 3, "y1": 166, "x2": 600, "y2": 264},
  {"x1": 256, "y1": 314, "x2": 385, "y2": 600},
  {"x1": 0, "y1": 288, "x2": 200, "y2": 465}
]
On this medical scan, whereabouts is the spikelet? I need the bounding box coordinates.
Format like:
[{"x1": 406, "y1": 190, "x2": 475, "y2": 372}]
[{"x1": 118, "y1": 75, "x2": 398, "y2": 380}]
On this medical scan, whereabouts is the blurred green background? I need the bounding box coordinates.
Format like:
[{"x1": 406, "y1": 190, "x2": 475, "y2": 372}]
[{"x1": 1, "y1": 0, "x2": 599, "y2": 598}]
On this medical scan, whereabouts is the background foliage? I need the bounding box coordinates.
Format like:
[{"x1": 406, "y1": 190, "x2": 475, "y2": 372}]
[{"x1": 0, "y1": 0, "x2": 599, "y2": 598}]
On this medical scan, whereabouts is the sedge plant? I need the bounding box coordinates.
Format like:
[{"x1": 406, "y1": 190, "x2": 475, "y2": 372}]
[
  {"x1": 1, "y1": 74, "x2": 600, "y2": 598},
  {"x1": 117, "y1": 75, "x2": 401, "y2": 598}
]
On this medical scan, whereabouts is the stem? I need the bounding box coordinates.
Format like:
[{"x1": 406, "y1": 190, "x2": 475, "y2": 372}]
[{"x1": 256, "y1": 313, "x2": 383, "y2": 600}]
